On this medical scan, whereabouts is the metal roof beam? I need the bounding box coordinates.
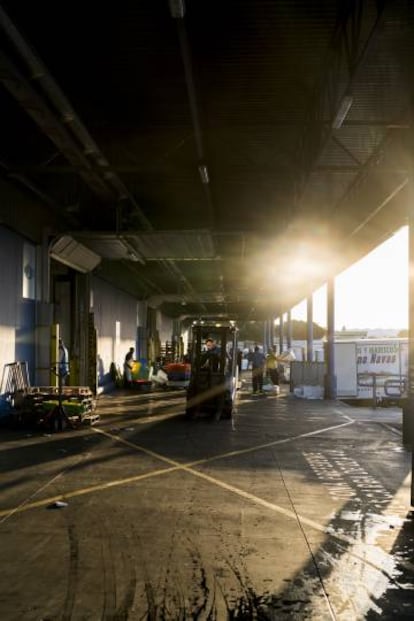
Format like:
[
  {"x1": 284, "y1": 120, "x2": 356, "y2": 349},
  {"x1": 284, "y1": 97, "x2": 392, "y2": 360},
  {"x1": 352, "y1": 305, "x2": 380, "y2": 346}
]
[
  {"x1": 0, "y1": 4, "x2": 204, "y2": 300},
  {"x1": 0, "y1": 48, "x2": 113, "y2": 200},
  {"x1": 294, "y1": 0, "x2": 388, "y2": 204}
]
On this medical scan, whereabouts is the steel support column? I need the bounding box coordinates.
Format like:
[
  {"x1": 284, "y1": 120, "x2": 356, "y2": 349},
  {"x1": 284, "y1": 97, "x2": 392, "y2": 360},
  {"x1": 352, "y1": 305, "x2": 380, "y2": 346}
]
[
  {"x1": 403, "y1": 173, "x2": 414, "y2": 454},
  {"x1": 306, "y1": 295, "x2": 314, "y2": 362},
  {"x1": 324, "y1": 277, "x2": 337, "y2": 399},
  {"x1": 270, "y1": 317, "x2": 276, "y2": 349},
  {"x1": 278, "y1": 315, "x2": 284, "y2": 354},
  {"x1": 286, "y1": 310, "x2": 292, "y2": 350},
  {"x1": 265, "y1": 319, "x2": 273, "y2": 351},
  {"x1": 403, "y1": 169, "x2": 414, "y2": 506}
]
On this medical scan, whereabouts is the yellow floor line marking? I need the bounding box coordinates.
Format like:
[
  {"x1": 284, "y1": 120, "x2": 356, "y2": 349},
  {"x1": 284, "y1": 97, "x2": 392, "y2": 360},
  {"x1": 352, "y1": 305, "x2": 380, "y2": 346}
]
[
  {"x1": 1, "y1": 411, "x2": 406, "y2": 593},
  {"x1": 0, "y1": 464, "x2": 180, "y2": 518},
  {"x1": 0, "y1": 465, "x2": 70, "y2": 524},
  {"x1": 182, "y1": 463, "x2": 353, "y2": 543},
  {"x1": 201, "y1": 417, "x2": 355, "y2": 465},
  {"x1": 134, "y1": 411, "x2": 185, "y2": 424},
  {"x1": 0, "y1": 418, "x2": 354, "y2": 519}
]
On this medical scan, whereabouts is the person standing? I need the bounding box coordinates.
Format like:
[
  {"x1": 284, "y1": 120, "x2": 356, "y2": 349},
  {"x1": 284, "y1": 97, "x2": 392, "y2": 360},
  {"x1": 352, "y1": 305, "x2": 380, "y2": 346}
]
[
  {"x1": 247, "y1": 348, "x2": 254, "y2": 370},
  {"x1": 251, "y1": 345, "x2": 266, "y2": 394},
  {"x1": 237, "y1": 349, "x2": 243, "y2": 375},
  {"x1": 124, "y1": 347, "x2": 135, "y2": 387},
  {"x1": 58, "y1": 338, "x2": 70, "y2": 386},
  {"x1": 265, "y1": 346, "x2": 280, "y2": 387},
  {"x1": 201, "y1": 338, "x2": 220, "y2": 371}
]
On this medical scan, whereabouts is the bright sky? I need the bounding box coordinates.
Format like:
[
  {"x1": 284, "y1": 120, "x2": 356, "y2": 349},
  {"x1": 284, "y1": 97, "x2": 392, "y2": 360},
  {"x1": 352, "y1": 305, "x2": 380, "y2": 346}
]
[{"x1": 291, "y1": 226, "x2": 409, "y2": 330}]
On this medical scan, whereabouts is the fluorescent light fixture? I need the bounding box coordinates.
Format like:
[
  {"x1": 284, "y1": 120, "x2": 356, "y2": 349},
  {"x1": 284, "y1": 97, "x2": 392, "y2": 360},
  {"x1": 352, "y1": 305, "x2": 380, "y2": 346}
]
[
  {"x1": 332, "y1": 94, "x2": 353, "y2": 129},
  {"x1": 198, "y1": 164, "x2": 210, "y2": 184},
  {"x1": 127, "y1": 251, "x2": 140, "y2": 262},
  {"x1": 119, "y1": 236, "x2": 145, "y2": 264},
  {"x1": 50, "y1": 235, "x2": 101, "y2": 273},
  {"x1": 168, "y1": 0, "x2": 185, "y2": 18}
]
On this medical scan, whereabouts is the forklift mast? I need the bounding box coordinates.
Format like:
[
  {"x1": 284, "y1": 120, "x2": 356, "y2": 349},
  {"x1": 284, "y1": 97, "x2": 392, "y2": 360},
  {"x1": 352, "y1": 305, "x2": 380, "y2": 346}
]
[{"x1": 186, "y1": 322, "x2": 239, "y2": 420}]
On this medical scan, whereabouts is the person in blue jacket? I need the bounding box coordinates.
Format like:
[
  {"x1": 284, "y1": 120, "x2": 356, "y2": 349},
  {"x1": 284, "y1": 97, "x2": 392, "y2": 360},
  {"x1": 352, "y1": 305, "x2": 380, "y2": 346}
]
[{"x1": 58, "y1": 338, "x2": 70, "y2": 386}]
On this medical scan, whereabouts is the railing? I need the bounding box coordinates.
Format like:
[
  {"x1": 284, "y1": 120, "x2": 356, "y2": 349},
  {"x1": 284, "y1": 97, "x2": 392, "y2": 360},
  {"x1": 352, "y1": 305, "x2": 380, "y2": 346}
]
[
  {"x1": 0, "y1": 361, "x2": 30, "y2": 396},
  {"x1": 357, "y1": 373, "x2": 407, "y2": 408}
]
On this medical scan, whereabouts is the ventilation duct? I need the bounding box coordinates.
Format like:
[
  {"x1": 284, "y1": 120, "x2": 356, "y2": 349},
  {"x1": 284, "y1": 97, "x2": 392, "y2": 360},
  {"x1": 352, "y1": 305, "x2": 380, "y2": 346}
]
[{"x1": 50, "y1": 235, "x2": 101, "y2": 273}]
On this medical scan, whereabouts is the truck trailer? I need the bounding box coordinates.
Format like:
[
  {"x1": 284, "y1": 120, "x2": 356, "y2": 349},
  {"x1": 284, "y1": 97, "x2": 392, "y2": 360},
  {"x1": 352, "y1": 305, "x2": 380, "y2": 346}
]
[{"x1": 335, "y1": 338, "x2": 408, "y2": 404}]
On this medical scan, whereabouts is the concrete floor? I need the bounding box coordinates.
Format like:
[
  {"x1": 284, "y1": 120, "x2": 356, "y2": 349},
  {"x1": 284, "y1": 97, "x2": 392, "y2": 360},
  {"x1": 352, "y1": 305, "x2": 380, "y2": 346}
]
[{"x1": 0, "y1": 381, "x2": 414, "y2": 620}]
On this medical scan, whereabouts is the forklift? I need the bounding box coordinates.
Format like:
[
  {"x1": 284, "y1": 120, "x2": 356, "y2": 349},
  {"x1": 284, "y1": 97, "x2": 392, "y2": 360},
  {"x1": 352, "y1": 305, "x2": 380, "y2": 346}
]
[{"x1": 185, "y1": 322, "x2": 239, "y2": 420}]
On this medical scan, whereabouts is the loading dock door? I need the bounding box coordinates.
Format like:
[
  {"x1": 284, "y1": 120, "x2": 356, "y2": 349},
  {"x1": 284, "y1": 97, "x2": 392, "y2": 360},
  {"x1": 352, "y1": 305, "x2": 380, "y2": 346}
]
[{"x1": 335, "y1": 342, "x2": 357, "y2": 397}]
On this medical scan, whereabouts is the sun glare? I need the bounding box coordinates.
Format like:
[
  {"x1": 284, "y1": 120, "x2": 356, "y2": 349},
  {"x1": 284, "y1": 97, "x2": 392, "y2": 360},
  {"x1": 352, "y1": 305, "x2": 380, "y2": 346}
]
[
  {"x1": 335, "y1": 227, "x2": 408, "y2": 330},
  {"x1": 290, "y1": 227, "x2": 408, "y2": 331}
]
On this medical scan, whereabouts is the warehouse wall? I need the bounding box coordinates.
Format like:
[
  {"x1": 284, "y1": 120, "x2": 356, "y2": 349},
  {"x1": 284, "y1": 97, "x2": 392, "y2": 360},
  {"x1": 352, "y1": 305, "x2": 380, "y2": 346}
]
[
  {"x1": 0, "y1": 229, "x2": 177, "y2": 395},
  {"x1": 157, "y1": 309, "x2": 174, "y2": 344},
  {"x1": 0, "y1": 226, "x2": 36, "y2": 387},
  {"x1": 91, "y1": 276, "x2": 140, "y2": 389}
]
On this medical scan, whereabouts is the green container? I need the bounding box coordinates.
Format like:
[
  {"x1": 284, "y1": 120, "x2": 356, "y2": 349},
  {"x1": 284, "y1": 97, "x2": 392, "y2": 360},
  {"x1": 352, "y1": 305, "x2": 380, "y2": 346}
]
[{"x1": 42, "y1": 400, "x2": 86, "y2": 415}]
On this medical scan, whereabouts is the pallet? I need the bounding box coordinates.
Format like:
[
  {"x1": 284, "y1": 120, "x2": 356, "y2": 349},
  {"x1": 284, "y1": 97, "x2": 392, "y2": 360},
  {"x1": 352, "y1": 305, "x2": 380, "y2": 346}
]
[{"x1": 13, "y1": 385, "x2": 97, "y2": 429}]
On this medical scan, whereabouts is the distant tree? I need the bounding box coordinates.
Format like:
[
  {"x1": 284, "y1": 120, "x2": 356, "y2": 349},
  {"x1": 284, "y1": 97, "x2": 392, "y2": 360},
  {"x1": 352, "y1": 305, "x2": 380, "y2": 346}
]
[
  {"x1": 238, "y1": 319, "x2": 326, "y2": 342},
  {"x1": 290, "y1": 320, "x2": 326, "y2": 339},
  {"x1": 398, "y1": 329, "x2": 408, "y2": 337},
  {"x1": 238, "y1": 321, "x2": 264, "y2": 342}
]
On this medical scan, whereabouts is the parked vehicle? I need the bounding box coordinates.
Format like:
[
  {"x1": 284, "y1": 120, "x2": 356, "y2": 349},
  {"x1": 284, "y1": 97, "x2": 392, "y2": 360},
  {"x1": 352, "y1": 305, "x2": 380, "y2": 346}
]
[
  {"x1": 335, "y1": 338, "x2": 408, "y2": 404},
  {"x1": 185, "y1": 322, "x2": 239, "y2": 420}
]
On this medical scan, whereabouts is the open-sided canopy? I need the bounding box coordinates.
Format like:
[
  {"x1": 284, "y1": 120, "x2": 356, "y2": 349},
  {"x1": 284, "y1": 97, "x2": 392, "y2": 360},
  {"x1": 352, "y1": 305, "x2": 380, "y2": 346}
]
[{"x1": 0, "y1": 0, "x2": 413, "y2": 321}]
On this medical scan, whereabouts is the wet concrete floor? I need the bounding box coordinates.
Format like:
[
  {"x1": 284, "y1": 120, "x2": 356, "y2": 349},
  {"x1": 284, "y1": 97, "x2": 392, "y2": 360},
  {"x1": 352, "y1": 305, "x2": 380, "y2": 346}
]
[{"x1": 0, "y1": 380, "x2": 414, "y2": 620}]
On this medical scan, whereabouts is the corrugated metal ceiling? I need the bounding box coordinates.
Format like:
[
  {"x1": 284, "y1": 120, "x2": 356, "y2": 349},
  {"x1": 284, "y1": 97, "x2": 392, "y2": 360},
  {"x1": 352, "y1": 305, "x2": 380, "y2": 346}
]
[{"x1": 0, "y1": 0, "x2": 413, "y2": 320}]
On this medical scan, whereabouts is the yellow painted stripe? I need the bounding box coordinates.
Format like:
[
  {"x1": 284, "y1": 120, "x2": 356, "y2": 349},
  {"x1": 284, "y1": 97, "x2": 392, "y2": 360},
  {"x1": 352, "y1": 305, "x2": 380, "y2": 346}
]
[
  {"x1": 0, "y1": 412, "x2": 405, "y2": 590},
  {"x1": 0, "y1": 464, "x2": 179, "y2": 519},
  {"x1": 0, "y1": 418, "x2": 354, "y2": 519}
]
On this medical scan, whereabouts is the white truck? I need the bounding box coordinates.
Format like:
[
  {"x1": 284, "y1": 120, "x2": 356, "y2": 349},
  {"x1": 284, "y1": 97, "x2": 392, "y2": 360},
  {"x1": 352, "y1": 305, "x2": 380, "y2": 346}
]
[{"x1": 335, "y1": 338, "x2": 408, "y2": 403}]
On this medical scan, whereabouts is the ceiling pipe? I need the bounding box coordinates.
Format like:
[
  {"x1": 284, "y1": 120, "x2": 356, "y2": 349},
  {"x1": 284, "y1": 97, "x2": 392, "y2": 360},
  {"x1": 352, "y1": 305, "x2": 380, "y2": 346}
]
[
  {"x1": 0, "y1": 159, "x2": 58, "y2": 210},
  {"x1": 0, "y1": 6, "x2": 110, "y2": 163},
  {"x1": 118, "y1": 235, "x2": 146, "y2": 264},
  {"x1": 0, "y1": 5, "x2": 153, "y2": 227},
  {"x1": 198, "y1": 164, "x2": 210, "y2": 184},
  {"x1": 0, "y1": 5, "x2": 203, "y2": 305},
  {"x1": 0, "y1": 49, "x2": 112, "y2": 200},
  {"x1": 172, "y1": 15, "x2": 224, "y2": 308},
  {"x1": 173, "y1": 14, "x2": 216, "y2": 226},
  {"x1": 331, "y1": 94, "x2": 353, "y2": 129}
]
